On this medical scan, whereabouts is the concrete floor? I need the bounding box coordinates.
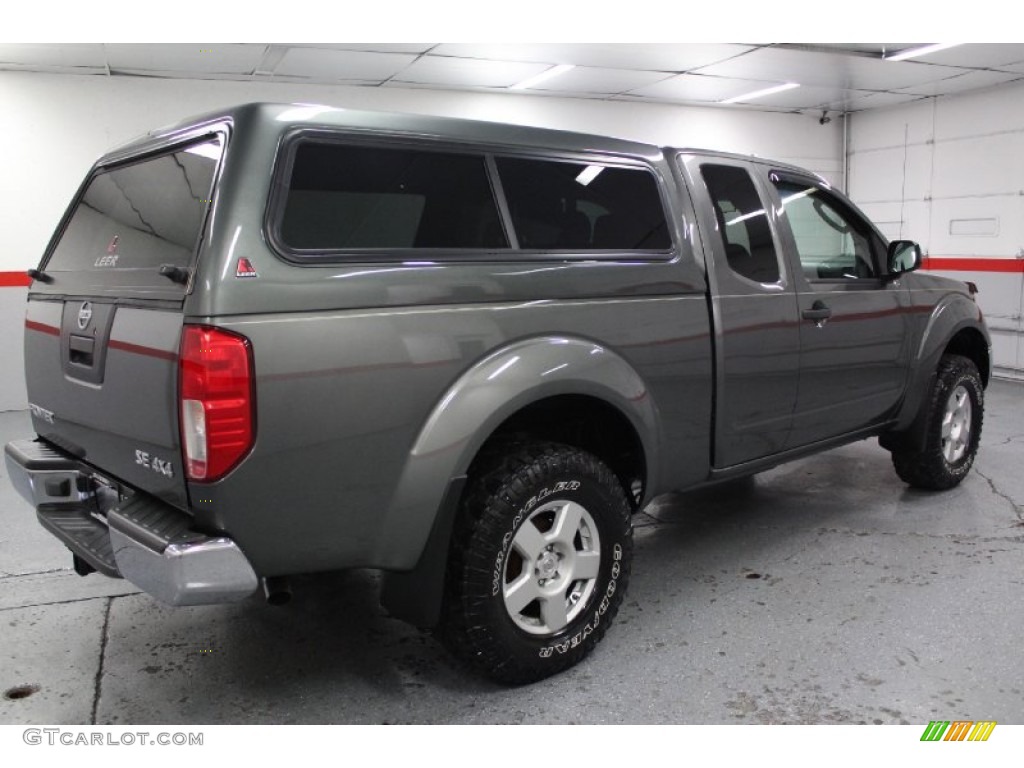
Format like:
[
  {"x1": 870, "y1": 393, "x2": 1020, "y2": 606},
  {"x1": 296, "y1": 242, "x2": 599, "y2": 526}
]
[{"x1": 1, "y1": 380, "x2": 1022, "y2": 725}]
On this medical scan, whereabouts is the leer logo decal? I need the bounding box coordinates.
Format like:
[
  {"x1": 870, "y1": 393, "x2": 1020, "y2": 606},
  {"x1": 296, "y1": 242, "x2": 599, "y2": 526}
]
[
  {"x1": 236, "y1": 257, "x2": 258, "y2": 278},
  {"x1": 95, "y1": 236, "x2": 120, "y2": 268}
]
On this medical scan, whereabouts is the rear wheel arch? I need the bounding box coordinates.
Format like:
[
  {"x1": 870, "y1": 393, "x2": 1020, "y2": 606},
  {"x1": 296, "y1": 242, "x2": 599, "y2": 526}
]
[
  {"x1": 475, "y1": 393, "x2": 649, "y2": 508},
  {"x1": 380, "y1": 337, "x2": 657, "y2": 629}
]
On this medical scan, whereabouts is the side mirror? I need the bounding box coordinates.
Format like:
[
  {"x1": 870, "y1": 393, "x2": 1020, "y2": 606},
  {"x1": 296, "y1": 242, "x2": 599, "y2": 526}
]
[{"x1": 887, "y1": 240, "x2": 922, "y2": 276}]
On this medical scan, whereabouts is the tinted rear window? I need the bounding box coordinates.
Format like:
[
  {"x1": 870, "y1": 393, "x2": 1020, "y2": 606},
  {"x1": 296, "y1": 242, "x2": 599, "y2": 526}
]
[
  {"x1": 279, "y1": 143, "x2": 508, "y2": 251},
  {"x1": 495, "y1": 157, "x2": 671, "y2": 250},
  {"x1": 700, "y1": 164, "x2": 781, "y2": 284},
  {"x1": 46, "y1": 137, "x2": 222, "y2": 274}
]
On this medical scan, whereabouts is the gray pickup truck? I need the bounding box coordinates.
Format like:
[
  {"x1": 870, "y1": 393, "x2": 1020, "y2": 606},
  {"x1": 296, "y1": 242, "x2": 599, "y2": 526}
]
[{"x1": 6, "y1": 103, "x2": 990, "y2": 684}]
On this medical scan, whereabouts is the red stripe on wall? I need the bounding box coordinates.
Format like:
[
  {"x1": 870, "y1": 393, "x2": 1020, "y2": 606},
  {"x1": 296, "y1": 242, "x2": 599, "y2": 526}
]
[
  {"x1": 922, "y1": 257, "x2": 1024, "y2": 273},
  {"x1": 0, "y1": 271, "x2": 32, "y2": 287}
]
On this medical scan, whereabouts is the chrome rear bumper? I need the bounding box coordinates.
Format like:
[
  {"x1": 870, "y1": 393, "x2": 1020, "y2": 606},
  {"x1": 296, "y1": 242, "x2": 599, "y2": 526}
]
[{"x1": 4, "y1": 439, "x2": 258, "y2": 606}]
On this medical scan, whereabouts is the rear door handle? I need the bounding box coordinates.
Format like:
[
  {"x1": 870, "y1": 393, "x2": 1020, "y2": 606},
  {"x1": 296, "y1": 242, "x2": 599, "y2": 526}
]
[{"x1": 802, "y1": 300, "x2": 832, "y2": 325}]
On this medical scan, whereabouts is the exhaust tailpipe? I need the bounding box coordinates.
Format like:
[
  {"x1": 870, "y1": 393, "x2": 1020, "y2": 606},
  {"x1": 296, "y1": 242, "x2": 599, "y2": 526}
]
[{"x1": 262, "y1": 576, "x2": 292, "y2": 606}]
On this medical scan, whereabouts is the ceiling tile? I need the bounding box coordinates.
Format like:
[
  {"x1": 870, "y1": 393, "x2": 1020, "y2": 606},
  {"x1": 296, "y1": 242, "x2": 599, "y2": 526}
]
[
  {"x1": 531, "y1": 66, "x2": 675, "y2": 94},
  {"x1": 903, "y1": 43, "x2": 1024, "y2": 68},
  {"x1": 106, "y1": 44, "x2": 267, "y2": 75},
  {"x1": 254, "y1": 73, "x2": 381, "y2": 87},
  {"x1": 825, "y1": 91, "x2": 928, "y2": 112},
  {"x1": 626, "y1": 73, "x2": 777, "y2": 103},
  {"x1": 0, "y1": 63, "x2": 107, "y2": 76},
  {"x1": 274, "y1": 48, "x2": 418, "y2": 82},
  {"x1": 392, "y1": 56, "x2": 550, "y2": 88},
  {"x1": 728, "y1": 85, "x2": 867, "y2": 111},
  {"x1": 0, "y1": 43, "x2": 106, "y2": 68},
  {"x1": 432, "y1": 43, "x2": 754, "y2": 73},
  {"x1": 799, "y1": 43, "x2": 919, "y2": 57},
  {"x1": 693, "y1": 47, "x2": 968, "y2": 91},
  {"x1": 284, "y1": 43, "x2": 438, "y2": 54},
  {"x1": 989, "y1": 60, "x2": 1024, "y2": 75},
  {"x1": 897, "y1": 69, "x2": 1024, "y2": 96}
]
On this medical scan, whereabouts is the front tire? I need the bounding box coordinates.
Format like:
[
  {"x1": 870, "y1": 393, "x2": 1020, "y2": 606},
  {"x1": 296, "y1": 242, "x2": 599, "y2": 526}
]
[
  {"x1": 440, "y1": 442, "x2": 632, "y2": 685},
  {"x1": 892, "y1": 354, "x2": 984, "y2": 490}
]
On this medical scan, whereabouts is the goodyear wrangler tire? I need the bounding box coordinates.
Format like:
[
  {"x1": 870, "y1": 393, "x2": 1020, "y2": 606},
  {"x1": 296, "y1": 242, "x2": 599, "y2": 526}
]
[
  {"x1": 892, "y1": 354, "x2": 984, "y2": 491},
  {"x1": 440, "y1": 442, "x2": 632, "y2": 685}
]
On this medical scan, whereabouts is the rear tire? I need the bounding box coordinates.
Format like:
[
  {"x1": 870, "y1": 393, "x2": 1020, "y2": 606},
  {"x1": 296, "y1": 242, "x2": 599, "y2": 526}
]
[
  {"x1": 892, "y1": 354, "x2": 984, "y2": 490},
  {"x1": 440, "y1": 442, "x2": 632, "y2": 685}
]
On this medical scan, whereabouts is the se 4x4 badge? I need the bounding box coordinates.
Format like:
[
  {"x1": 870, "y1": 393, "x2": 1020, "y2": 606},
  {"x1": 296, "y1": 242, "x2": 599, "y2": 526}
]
[{"x1": 135, "y1": 449, "x2": 174, "y2": 478}]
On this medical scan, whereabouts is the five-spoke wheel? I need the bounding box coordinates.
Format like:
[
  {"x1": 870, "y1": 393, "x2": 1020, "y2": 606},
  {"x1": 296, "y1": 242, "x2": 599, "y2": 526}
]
[
  {"x1": 502, "y1": 500, "x2": 601, "y2": 635},
  {"x1": 941, "y1": 385, "x2": 973, "y2": 464}
]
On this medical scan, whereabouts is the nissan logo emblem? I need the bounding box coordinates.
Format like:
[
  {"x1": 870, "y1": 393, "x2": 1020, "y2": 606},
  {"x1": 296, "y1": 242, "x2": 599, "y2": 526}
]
[{"x1": 77, "y1": 302, "x2": 93, "y2": 330}]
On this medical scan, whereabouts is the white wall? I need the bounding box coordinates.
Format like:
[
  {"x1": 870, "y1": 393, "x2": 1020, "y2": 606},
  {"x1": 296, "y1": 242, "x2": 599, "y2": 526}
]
[
  {"x1": 0, "y1": 70, "x2": 842, "y2": 411},
  {"x1": 848, "y1": 80, "x2": 1024, "y2": 378}
]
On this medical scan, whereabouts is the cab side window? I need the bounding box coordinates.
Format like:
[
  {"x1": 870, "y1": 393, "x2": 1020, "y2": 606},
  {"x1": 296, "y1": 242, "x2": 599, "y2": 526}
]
[
  {"x1": 495, "y1": 157, "x2": 671, "y2": 251},
  {"x1": 773, "y1": 180, "x2": 881, "y2": 280},
  {"x1": 280, "y1": 142, "x2": 508, "y2": 251},
  {"x1": 700, "y1": 164, "x2": 780, "y2": 285}
]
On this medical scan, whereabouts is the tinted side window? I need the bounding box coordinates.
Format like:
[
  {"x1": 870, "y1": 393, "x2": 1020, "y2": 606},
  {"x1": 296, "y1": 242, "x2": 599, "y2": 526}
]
[
  {"x1": 495, "y1": 157, "x2": 671, "y2": 250},
  {"x1": 773, "y1": 180, "x2": 880, "y2": 280},
  {"x1": 279, "y1": 143, "x2": 508, "y2": 251},
  {"x1": 699, "y1": 164, "x2": 780, "y2": 284}
]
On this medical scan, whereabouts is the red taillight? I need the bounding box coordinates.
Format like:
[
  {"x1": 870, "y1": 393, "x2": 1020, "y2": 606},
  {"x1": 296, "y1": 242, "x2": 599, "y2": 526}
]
[{"x1": 179, "y1": 325, "x2": 255, "y2": 482}]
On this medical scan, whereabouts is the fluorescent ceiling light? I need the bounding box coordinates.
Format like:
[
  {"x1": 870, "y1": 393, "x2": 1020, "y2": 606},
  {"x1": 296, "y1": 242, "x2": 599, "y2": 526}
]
[
  {"x1": 510, "y1": 64, "x2": 575, "y2": 90},
  {"x1": 884, "y1": 43, "x2": 963, "y2": 62},
  {"x1": 575, "y1": 165, "x2": 604, "y2": 186},
  {"x1": 720, "y1": 82, "x2": 800, "y2": 104}
]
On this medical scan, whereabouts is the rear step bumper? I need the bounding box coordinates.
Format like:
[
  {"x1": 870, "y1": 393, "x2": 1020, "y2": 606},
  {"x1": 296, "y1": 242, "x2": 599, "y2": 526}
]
[{"x1": 5, "y1": 439, "x2": 258, "y2": 606}]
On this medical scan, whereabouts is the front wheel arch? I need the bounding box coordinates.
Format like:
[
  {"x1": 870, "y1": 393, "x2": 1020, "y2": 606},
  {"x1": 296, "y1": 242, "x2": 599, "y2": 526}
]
[{"x1": 890, "y1": 354, "x2": 984, "y2": 490}]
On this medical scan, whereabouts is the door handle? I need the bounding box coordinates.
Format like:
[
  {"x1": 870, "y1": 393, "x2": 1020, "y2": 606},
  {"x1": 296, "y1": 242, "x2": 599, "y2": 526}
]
[
  {"x1": 802, "y1": 300, "x2": 832, "y2": 326},
  {"x1": 68, "y1": 334, "x2": 96, "y2": 367}
]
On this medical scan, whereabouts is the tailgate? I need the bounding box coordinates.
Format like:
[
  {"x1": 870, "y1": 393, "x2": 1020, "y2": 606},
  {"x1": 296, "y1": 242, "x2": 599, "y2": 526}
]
[{"x1": 24, "y1": 133, "x2": 224, "y2": 509}]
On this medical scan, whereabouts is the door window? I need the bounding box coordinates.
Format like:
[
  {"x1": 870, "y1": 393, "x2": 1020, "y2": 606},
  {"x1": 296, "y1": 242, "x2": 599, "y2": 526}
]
[{"x1": 773, "y1": 180, "x2": 882, "y2": 280}]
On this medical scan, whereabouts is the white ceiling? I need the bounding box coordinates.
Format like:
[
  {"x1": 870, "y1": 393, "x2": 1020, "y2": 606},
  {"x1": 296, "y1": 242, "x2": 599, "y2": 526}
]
[{"x1": 2, "y1": 43, "x2": 1023, "y2": 115}]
